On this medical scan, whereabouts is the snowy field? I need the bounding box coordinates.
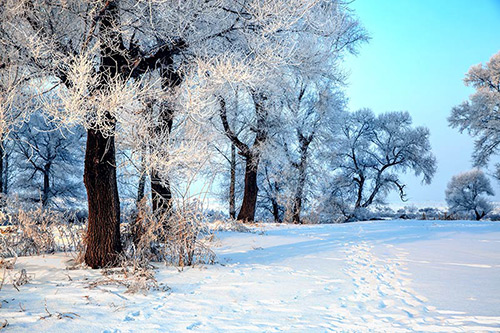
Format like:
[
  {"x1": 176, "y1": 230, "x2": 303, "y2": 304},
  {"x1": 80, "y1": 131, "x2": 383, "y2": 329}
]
[{"x1": 1, "y1": 220, "x2": 500, "y2": 332}]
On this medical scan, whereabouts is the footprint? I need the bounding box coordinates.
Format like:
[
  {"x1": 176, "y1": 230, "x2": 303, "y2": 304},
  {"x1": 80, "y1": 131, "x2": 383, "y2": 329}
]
[{"x1": 186, "y1": 321, "x2": 202, "y2": 330}]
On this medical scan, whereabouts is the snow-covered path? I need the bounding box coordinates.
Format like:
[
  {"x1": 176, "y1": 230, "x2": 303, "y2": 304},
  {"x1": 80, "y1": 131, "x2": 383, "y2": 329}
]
[{"x1": 1, "y1": 220, "x2": 500, "y2": 332}]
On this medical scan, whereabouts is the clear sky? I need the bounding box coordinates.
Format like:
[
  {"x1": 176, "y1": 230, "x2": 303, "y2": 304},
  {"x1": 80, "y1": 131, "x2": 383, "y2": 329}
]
[{"x1": 343, "y1": 0, "x2": 500, "y2": 206}]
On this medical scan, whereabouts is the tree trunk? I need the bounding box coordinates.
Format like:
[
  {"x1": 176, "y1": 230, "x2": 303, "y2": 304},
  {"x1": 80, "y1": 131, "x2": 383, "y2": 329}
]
[
  {"x1": 237, "y1": 155, "x2": 259, "y2": 222},
  {"x1": 150, "y1": 105, "x2": 175, "y2": 217},
  {"x1": 83, "y1": 0, "x2": 124, "y2": 268},
  {"x1": 291, "y1": 141, "x2": 309, "y2": 224},
  {"x1": 354, "y1": 174, "x2": 365, "y2": 209},
  {"x1": 229, "y1": 143, "x2": 236, "y2": 219},
  {"x1": 151, "y1": 170, "x2": 172, "y2": 215},
  {"x1": 0, "y1": 142, "x2": 3, "y2": 196},
  {"x1": 271, "y1": 197, "x2": 281, "y2": 223},
  {"x1": 291, "y1": 195, "x2": 303, "y2": 224},
  {"x1": 3, "y1": 147, "x2": 8, "y2": 195},
  {"x1": 42, "y1": 163, "x2": 50, "y2": 208},
  {"x1": 136, "y1": 157, "x2": 146, "y2": 205},
  {"x1": 219, "y1": 92, "x2": 267, "y2": 223},
  {"x1": 84, "y1": 129, "x2": 122, "y2": 269},
  {"x1": 0, "y1": 141, "x2": 4, "y2": 210},
  {"x1": 150, "y1": 45, "x2": 184, "y2": 216}
]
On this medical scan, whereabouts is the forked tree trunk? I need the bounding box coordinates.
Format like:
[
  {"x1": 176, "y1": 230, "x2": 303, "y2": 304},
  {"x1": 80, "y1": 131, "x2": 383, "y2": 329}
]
[
  {"x1": 84, "y1": 129, "x2": 122, "y2": 268},
  {"x1": 474, "y1": 209, "x2": 485, "y2": 221},
  {"x1": 237, "y1": 155, "x2": 259, "y2": 222},
  {"x1": 219, "y1": 93, "x2": 267, "y2": 223}
]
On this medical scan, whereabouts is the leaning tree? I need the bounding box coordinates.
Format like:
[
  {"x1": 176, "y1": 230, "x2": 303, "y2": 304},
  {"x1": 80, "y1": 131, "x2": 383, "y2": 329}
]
[{"x1": 11, "y1": 111, "x2": 86, "y2": 208}]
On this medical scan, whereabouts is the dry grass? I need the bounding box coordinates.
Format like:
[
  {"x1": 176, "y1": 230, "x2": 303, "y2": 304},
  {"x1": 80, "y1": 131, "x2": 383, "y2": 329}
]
[
  {"x1": 85, "y1": 199, "x2": 216, "y2": 294},
  {"x1": 0, "y1": 206, "x2": 85, "y2": 259},
  {"x1": 122, "y1": 198, "x2": 216, "y2": 269},
  {"x1": 0, "y1": 205, "x2": 85, "y2": 294},
  {"x1": 0, "y1": 199, "x2": 218, "y2": 294}
]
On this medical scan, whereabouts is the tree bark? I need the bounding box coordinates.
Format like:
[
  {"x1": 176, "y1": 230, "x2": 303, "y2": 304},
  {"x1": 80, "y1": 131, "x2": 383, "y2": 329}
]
[
  {"x1": 83, "y1": 0, "x2": 131, "y2": 268},
  {"x1": 263, "y1": 165, "x2": 282, "y2": 222},
  {"x1": 237, "y1": 155, "x2": 259, "y2": 222},
  {"x1": 229, "y1": 143, "x2": 236, "y2": 219},
  {"x1": 84, "y1": 129, "x2": 122, "y2": 268},
  {"x1": 291, "y1": 193, "x2": 303, "y2": 224},
  {"x1": 354, "y1": 178, "x2": 364, "y2": 209},
  {"x1": 474, "y1": 209, "x2": 485, "y2": 221}
]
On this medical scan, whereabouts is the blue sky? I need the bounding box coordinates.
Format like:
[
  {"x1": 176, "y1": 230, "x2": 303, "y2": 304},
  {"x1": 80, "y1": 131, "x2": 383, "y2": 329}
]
[{"x1": 343, "y1": 0, "x2": 500, "y2": 206}]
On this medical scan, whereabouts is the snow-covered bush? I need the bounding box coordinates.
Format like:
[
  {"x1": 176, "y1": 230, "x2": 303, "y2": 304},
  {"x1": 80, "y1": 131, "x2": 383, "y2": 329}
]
[
  {"x1": 210, "y1": 219, "x2": 252, "y2": 233},
  {"x1": 121, "y1": 199, "x2": 215, "y2": 269},
  {"x1": 445, "y1": 169, "x2": 495, "y2": 220}
]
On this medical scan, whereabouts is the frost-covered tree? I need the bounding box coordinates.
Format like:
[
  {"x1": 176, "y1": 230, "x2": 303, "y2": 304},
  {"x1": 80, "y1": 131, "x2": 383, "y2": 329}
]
[
  {"x1": 0, "y1": 0, "x2": 167, "y2": 267},
  {"x1": 191, "y1": 1, "x2": 368, "y2": 222},
  {"x1": 11, "y1": 112, "x2": 86, "y2": 208},
  {"x1": 218, "y1": 91, "x2": 271, "y2": 222},
  {"x1": 445, "y1": 169, "x2": 494, "y2": 220},
  {"x1": 1, "y1": 0, "x2": 368, "y2": 263},
  {"x1": 326, "y1": 109, "x2": 436, "y2": 220},
  {"x1": 0, "y1": 51, "x2": 29, "y2": 201},
  {"x1": 262, "y1": 77, "x2": 346, "y2": 224},
  {"x1": 449, "y1": 51, "x2": 500, "y2": 180}
]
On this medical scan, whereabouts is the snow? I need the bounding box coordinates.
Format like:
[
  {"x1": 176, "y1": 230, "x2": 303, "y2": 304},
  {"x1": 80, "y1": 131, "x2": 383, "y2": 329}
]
[{"x1": 1, "y1": 220, "x2": 500, "y2": 332}]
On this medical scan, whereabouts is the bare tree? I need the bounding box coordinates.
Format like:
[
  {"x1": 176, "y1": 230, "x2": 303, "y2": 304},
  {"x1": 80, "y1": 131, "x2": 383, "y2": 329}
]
[
  {"x1": 11, "y1": 112, "x2": 85, "y2": 208},
  {"x1": 326, "y1": 109, "x2": 436, "y2": 220},
  {"x1": 276, "y1": 77, "x2": 345, "y2": 224},
  {"x1": 445, "y1": 169, "x2": 494, "y2": 220}
]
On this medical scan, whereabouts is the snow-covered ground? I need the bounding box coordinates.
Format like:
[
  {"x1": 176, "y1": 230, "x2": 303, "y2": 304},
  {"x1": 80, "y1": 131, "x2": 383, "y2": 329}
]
[{"x1": 1, "y1": 220, "x2": 500, "y2": 332}]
